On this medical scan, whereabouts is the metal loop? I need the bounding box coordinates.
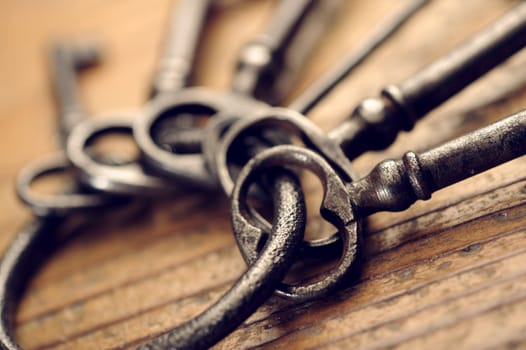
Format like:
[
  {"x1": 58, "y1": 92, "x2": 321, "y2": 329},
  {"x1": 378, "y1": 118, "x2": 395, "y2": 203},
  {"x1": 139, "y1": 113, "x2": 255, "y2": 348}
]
[
  {"x1": 133, "y1": 87, "x2": 266, "y2": 190},
  {"x1": 0, "y1": 170, "x2": 307, "y2": 350},
  {"x1": 16, "y1": 152, "x2": 115, "y2": 217},
  {"x1": 231, "y1": 144, "x2": 362, "y2": 301},
  {"x1": 216, "y1": 107, "x2": 357, "y2": 196},
  {"x1": 67, "y1": 114, "x2": 186, "y2": 196}
]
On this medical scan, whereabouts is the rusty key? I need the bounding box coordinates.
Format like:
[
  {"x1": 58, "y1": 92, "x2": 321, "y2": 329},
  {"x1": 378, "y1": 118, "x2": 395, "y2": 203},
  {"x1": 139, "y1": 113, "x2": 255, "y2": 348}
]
[{"x1": 231, "y1": 110, "x2": 526, "y2": 301}]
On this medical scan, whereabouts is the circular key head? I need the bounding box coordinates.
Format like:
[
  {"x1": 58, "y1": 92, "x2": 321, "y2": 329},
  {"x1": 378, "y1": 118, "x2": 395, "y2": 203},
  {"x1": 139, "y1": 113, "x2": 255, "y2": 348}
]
[
  {"x1": 67, "y1": 113, "x2": 188, "y2": 196},
  {"x1": 231, "y1": 144, "x2": 362, "y2": 301},
  {"x1": 133, "y1": 87, "x2": 267, "y2": 190},
  {"x1": 216, "y1": 107, "x2": 358, "y2": 196},
  {"x1": 16, "y1": 152, "x2": 118, "y2": 217}
]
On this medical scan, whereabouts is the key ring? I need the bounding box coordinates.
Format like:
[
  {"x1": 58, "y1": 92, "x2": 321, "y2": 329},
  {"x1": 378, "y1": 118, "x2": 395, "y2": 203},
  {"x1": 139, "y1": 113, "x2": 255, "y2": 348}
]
[
  {"x1": 0, "y1": 168, "x2": 307, "y2": 350},
  {"x1": 216, "y1": 2, "x2": 526, "y2": 263},
  {"x1": 231, "y1": 110, "x2": 526, "y2": 306},
  {"x1": 231, "y1": 144, "x2": 362, "y2": 301}
]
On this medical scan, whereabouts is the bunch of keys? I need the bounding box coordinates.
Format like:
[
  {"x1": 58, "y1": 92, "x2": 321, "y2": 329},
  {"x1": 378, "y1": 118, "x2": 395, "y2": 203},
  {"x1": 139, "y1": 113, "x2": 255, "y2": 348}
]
[{"x1": 1, "y1": 0, "x2": 525, "y2": 349}]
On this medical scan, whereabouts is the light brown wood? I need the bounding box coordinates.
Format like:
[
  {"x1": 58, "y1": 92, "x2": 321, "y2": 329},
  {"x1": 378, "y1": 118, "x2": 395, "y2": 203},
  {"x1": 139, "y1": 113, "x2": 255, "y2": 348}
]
[{"x1": 1, "y1": 0, "x2": 525, "y2": 349}]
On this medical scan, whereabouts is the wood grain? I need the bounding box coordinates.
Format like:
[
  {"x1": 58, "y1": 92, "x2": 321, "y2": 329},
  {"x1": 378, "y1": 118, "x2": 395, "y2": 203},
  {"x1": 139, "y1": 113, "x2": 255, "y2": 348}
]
[{"x1": 0, "y1": 0, "x2": 525, "y2": 349}]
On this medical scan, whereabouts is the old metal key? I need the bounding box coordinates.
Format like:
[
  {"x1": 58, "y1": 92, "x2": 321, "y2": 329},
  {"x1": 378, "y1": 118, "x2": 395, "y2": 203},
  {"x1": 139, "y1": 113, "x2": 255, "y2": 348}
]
[
  {"x1": 16, "y1": 42, "x2": 115, "y2": 216},
  {"x1": 218, "y1": 1, "x2": 526, "y2": 194},
  {"x1": 217, "y1": 1, "x2": 526, "y2": 300},
  {"x1": 232, "y1": 0, "x2": 336, "y2": 104},
  {"x1": 133, "y1": 0, "x2": 340, "y2": 190},
  {"x1": 65, "y1": 0, "x2": 211, "y2": 196},
  {"x1": 231, "y1": 110, "x2": 526, "y2": 302},
  {"x1": 206, "y1": 0, "x2": 429, "y2": 191}
]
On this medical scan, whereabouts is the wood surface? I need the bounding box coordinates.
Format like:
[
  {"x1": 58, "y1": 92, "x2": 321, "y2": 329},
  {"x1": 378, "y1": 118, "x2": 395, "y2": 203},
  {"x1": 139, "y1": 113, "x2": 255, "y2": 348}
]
[{"x1": 1, "y1": 0, "x2": 526, "y2": 349}]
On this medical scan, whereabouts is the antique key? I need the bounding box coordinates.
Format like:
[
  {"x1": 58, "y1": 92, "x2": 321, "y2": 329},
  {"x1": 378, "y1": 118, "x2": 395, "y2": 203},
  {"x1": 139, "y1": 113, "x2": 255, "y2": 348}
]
[
  {"x1": 217, "y1": 1, "x2": 526, "y2": 195},
  {"x1": 16, "y1": 42, "x2": 115, "y2": 216},
  {"x1": 0, "y1": 42, "x2": 125, "y2": 350},
  {"x1": 204, "y1": 0, "x2": 429, "y2": 187},
  {"x1": 215, "y1": 1, "x2": 526, "y2": 301},
  {"x1": 232, "y1": 0, "x2": 336, "y2": 104},
  {"x1": 230, "y1": 110, "x2": 526, "y2": 304},
  {"x1": 65, "y1": 0, "x2": 211, "y2": 196},
  {"x1": 133, "y1": 0, "x2": 340, "y2": 189}
]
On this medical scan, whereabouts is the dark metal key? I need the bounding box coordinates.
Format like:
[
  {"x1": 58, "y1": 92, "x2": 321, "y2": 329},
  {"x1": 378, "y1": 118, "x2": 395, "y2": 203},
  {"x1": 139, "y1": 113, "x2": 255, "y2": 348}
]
[
  {"x1": 215, "y1": 0, "x2": 430, "y2": 194},
  {"x1": 217, "y1": 1, "x2": 526, "y2": 301},
  {"x1": 332, "y1": 2, "x2": 526, "y2": 160},
  {"x1": 232, "y1": 0, "x2": 339, "y2": 104},
  {"x1": 65, "y1": 0, "x2": 211, "y2": 196},
  {"x1": 231, "y1": 110, "x2": 526, "y2": 301},
  {"x1": 16, "y1": 42, "x2": 114, "y2": 216},
  {"x1": 133, "y1": 0, "x2": 340, "y2": 189},
  {"x1": 218, "y1": 1, "x2": 526, "y2": 194}
]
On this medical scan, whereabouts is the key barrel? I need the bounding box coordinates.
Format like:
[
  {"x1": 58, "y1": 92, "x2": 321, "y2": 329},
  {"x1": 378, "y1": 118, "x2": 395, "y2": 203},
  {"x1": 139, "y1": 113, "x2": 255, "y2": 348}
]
[{"x1": 348, "y1": 111, "x2": 526, "y2": 215}]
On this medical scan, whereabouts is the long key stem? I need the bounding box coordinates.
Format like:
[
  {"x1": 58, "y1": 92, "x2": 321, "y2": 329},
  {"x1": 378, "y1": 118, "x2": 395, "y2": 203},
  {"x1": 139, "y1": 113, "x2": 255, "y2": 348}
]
[
  {"x1": 330, "y1": 2, "x2": 526, "y2": 160},
  {"x1": 289, "y1": 0, "x2": 429, "y2": 115},
  {"x1": 150, "y1": 0, "x2": 210, "y2": 97},
  {"x1": 232, "y1": 0, "x2": 340, "y2": 104},
  {"x1": 348, "y1": 110, "x2": 526, "y2": 216}
]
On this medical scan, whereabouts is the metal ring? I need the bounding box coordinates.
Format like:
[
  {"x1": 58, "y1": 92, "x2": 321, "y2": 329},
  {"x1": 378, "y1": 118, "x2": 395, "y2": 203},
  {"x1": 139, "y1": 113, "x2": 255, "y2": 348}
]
[
  {"x1": 16, "y1": 152, "x2": 115, "y2": 217},
  {"x1": 0, "y1": 171, "x2": 307, "y2": 349},
  {"x1": 216, "y1": 108, "x2": 358, "y2": 259},
  {"x1": 0, "y1": 218, "x2": 64, "y2": 350},
  {"x1": 216, "y1": 107, "x2": 357, "y2": 196},
  {"x1": 133, "y1": 87, "x2": 266, "y2": 190},
  {"x1": 67, "y1": 114, "x2": 185, "y2": 196},
  {"x1": 231, "y1": 144, "x2": 362, "y2": 301}
]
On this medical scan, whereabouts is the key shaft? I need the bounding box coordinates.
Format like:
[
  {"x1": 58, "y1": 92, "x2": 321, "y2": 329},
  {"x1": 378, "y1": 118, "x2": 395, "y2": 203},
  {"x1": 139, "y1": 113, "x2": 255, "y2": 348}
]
[
  {"x1": 348, "y1": 111, "x2": 526, "y2": 215},
  {"x1": 331, "y1": 2, "x2": 526, "y2": 159},
  {"x1": 150, "y1": 0, "x2": 210, "y2": 97},
  {"x1": 232, "y1": 0, "x2": 340, "y2": 104}
]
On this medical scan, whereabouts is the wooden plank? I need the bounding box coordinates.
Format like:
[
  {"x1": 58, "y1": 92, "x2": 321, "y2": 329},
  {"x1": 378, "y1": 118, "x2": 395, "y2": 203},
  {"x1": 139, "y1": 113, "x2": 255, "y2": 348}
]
[{"x1": 0, "y1": 0, "x2": 525, "y2": 349}]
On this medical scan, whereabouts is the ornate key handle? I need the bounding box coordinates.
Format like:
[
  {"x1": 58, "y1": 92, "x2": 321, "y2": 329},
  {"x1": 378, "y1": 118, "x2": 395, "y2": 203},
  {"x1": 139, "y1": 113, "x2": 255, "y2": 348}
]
[{"x1": 232, "y1": 110, "x2": 526, "y2": 304}]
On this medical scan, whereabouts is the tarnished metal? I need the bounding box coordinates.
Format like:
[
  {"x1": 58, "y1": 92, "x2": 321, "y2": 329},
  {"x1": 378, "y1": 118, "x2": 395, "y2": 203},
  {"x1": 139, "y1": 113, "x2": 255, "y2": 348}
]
[
  {"x1": 232, "y1": 0, "x2": 340, "y2": 104},
  {"x1": 0, "y1": 218, "x2": 64, "y2": 350},
  {"x1": 4, "y1": 2, "x2": 526, "y2": 350},
  {"x1": 217, "y1": 1, "x2": 526, "y2": 299},
  {"x1": 218, "y1": 1, "x2": 526, "y2": 197},
  {"x1": 139, "y1": 171, "x2": 306, "y2": 349},
  {"x1": 232, "y1": 110, "x2": 526, "y2": 305},
  {"x1": 66, "y1": 0, "x2": 212, "y2": 195},
  {"x1": 288, "y1": 0, "x2": 430, "y2": 114},
  {"x1": 15, "y1": 43, "x2": 116, "y2": 216},
  {"x1": 0, "y1": 170, "x2": 308, "y2": 350},
  {"x1": 216, "y1": 0, "x2": 437, "y2": 195},
  {"x1": 133, "y1": 0, "x2": 338, "y2": 190}
]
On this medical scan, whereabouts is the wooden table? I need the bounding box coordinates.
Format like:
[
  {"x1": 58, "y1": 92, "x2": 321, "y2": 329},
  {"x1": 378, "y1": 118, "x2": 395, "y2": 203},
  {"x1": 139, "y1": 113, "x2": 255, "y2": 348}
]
[{"x1": 1, "y1": 0, "x2": 525, "y2": 348}]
